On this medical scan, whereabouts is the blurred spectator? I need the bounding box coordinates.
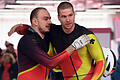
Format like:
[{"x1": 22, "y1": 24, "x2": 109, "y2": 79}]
[
  {"x1": 0, "y1": 53, "x2": 18, "y2": 80},
  {"x1": 5, "y1": 41, "x2": 17, "y2": 59},
  {"x1": 0, "y1": 48, "x2": 2, "y2": 57},
  {"x1": 111, "y1": 43, "x2": 120, "y2": 80},
  {"x1": 0, "y1": 48, "x2": 3, "y2": 64}
]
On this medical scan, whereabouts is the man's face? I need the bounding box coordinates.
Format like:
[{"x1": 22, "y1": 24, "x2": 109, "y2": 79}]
[
  {"x1": 7, "y1": 45, "x2": 14, "y2": 53},
  {"x1": 35, "y1": 9, "x2": 52, "y2": 33},
  {"x1": 58, "y1": 8, "x2": 75, "y2": 31}
]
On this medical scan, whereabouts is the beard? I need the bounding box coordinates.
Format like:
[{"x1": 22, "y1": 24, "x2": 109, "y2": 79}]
[{"x1": 38, "y1": 27, "x2": 45, "y2": 34}]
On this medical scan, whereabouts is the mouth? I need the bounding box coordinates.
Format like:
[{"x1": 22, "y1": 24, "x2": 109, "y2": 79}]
[
  {"x1": 66, "y1": 22, "x2": 71, "y2": 25},
  {"x1": 46, "y1": 26, "x2": 50, "y2": 30},
  {"x1": 65, "y1": 23, "x2": 72, "y2": 26}
]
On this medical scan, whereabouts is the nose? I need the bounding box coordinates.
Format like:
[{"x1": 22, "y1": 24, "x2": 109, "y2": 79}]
[
  {"x1": 48, "y1": 19, "x2": 52, "y2": 24},
  {"x1": 66, "y1": 17, "x2": 70, "y2": 22}
]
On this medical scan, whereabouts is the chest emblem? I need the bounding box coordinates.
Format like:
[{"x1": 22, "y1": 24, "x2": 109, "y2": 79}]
[{"x1": 90, "y1": 39, "x2": 95, "y2": 44}]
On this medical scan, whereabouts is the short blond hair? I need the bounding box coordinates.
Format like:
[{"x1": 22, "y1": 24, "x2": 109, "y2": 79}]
[
  {"x1": 2, "y1": 53, "x2": 16, "y2": 64},
  {"x1": 57, "y1": 2, "x2": 74, "y2": 15}
]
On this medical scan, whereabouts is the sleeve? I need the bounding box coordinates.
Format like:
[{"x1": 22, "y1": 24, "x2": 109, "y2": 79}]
[
  {"x1": 18, "y1": 35, "x2": 69, "y2": 69},
  {"x1": 16, "y1": 24, "x2": 56, "y2": 35},
  {"x1": 16, "y1": 24, "x2": 30, "y2": 35},
  {"x1": 86, "y1": 34, "x2": 106, "y2": 80}
]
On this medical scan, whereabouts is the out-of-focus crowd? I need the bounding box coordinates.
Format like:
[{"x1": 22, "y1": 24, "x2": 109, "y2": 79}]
[{"x1": 0, "y1": 41, "x2": 18, "y2": 80}]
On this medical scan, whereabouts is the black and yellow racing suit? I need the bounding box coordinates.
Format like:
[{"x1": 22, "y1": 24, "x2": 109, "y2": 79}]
[{"x1": 48, "y1": 23, "x2": 106, "y2": 80}]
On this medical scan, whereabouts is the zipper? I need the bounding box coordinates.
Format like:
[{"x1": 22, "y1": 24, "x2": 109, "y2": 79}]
[{"x1": 70, "y1": 56, "x2": 79, "y2": 80}]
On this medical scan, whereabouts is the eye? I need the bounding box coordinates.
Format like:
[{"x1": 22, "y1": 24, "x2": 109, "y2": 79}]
[
  {"x1": 44, "y1": 16, "x2": 51, "y2": 21},
  {"x1": 69, "y1": 14, "x2": 73, "y2": 17},
  {"x1": 61, "y1": 15, "x2": 66, "y2": 18},
  {"x1": 44, "y1": 18, "x2": 48, "y2": 21},
  {"x1": 69, "y1": 14, "x2": 73, "y2": 16}
]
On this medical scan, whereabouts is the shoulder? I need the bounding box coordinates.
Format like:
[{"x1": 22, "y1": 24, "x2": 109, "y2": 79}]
[
  {"x1": 75, "y1": 23, "x2": 94, "y2": 35},
  {"x1": 21, "y1": 33, "x2": 33, "y2": 41},
  {"x1": 18, "y1": 33, "x2": 33, "y2": 47}
]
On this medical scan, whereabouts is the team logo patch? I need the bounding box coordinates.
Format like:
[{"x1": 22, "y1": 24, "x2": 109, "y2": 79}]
[
  {"x1": 90, "y1": 39, "x2": 95, "y2": 44},
  {"x1": 32, "y1": 39, "x2": 39, "y2": 43}
]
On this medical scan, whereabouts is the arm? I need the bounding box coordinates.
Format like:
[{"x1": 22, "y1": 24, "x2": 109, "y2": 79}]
[
  {"x1": 87, "y1": 34, "x2": 106, "y2": 80},
  {"x1": 8, "y1": 24, "x2": 90, "y2": 50},
  {"x1": 18, "y1": 35, "x2": 75, "y2": 69},
  {"x1": 8, "y1": 24, "x2": 29, "y2": 36}
]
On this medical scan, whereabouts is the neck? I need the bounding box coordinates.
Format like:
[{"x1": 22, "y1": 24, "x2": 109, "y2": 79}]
[
  {"x1": 62, "y1": 24, "x2": 75, "y2": 34},
  {"x1": 37, "y1": 31, "x2": 45, "y2": 39},
  {"x1": 32, "y1": 26, "x2": 45, "y2": 39}
]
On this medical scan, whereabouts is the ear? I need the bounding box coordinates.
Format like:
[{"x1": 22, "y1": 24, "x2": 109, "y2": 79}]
[{"x1": 32, "y1": 18, "x2": 38, "y2": 26}]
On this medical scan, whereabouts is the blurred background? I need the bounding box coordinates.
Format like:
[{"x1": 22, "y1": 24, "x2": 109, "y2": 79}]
[{"x1": 0, "y1": 0, "x2": 120, "y2": 59}]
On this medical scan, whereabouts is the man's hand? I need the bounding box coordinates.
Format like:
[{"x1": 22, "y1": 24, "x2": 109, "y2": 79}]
[
  {"x1": 8, "y1": 24, "x2": 23, "y2": 36},
  {"x1": 72, "y1": 34, "x2": 90, "y2": 50}
]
